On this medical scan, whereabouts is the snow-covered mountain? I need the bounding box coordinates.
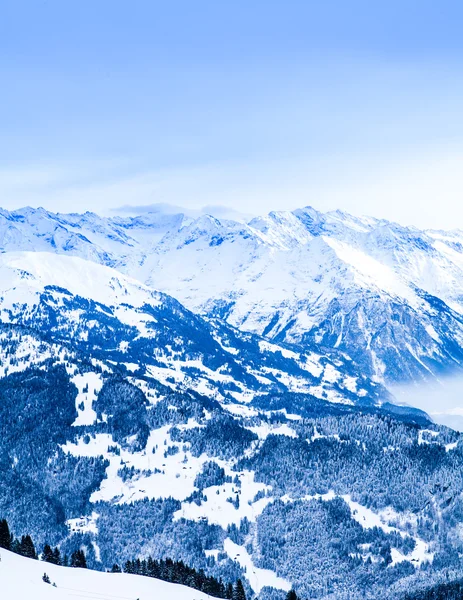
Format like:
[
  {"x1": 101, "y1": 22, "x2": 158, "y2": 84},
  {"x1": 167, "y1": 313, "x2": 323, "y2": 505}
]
[
  {"x1": 2, "y1": 248, "x2": 463, "y2": 599},
  {"x1": 3, "y1": 205, "x2": 463, "y2": 385},
  {"x1": 0, "y1": 250, "x2": 391, "y2": 410}
]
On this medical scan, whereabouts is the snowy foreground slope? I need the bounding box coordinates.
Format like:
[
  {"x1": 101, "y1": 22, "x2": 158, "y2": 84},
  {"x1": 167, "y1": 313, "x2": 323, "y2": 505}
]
[
  {"x1": 0, "y1": 549, "x2": 212, "y2": 600},
  {"x1": 3, "y1": 205, "x2": 463, "y2": 385}
]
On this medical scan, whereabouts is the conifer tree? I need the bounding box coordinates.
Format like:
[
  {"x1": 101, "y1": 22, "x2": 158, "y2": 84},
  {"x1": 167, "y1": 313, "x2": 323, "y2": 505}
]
[
  {"x1": 286, "y1": 590, "x2": 300, "y2": 600},
  {"x1": 52, "y1": 547, "x2": 61, "y2": 566},
  {"x1": 70, "y1": 549, "x2": 87, "y2": 568},
  {"x1": 124, "y1": 560, "x2": 134, "y2": 574},
  {"x1": 0, "y1": 519, "x2": 11, "y2": 550},
  {"x1": 19, "y1": 535, "x2": 36, "y2": 559},
  {"x1": 42, "y1": 544, "x2": 54, "y2": 563},
  {"x1": 233, "y1": 579, "x2": 246, "y2": 600}
]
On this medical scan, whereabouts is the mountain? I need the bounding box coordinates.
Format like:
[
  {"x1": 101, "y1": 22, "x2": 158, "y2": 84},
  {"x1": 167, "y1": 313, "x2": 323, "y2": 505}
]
[
  {"x1": 0, "y1": 250, "x2": 390, "y2": 409},
  {"x1": 0, "y1": 250, "x2": 450, "y2": 600},
  {"x1": 0, "y1": 547, "x2": 215, "y2": 600},
  {"x1": 3, "y1": 205, "x2": 463, "y2": 387},
  {"x1": 5, "y1": 210, "x2": 463, "y2": 599}
]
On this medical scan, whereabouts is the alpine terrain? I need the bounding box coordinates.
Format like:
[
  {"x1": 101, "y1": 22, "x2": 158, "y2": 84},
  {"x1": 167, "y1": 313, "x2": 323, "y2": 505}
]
[{"x1": 1, "y1": 206, "x2": 463, "y2": 599}]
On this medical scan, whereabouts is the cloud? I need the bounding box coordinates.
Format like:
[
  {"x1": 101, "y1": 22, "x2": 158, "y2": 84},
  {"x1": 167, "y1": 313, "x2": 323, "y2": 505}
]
[
  {"x1": 392, "y1": 375, "x2": 463, "y2": 431},
  {"x1": 112, "y1": 202, "x2": 200, "y2": 216},
  {"x1": 112, "y1": 202, "x2": 254, "y2": 222}
]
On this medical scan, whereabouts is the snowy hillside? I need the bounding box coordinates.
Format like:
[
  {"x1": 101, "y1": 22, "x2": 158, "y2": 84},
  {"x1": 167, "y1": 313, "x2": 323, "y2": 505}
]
[
  {"x1": 3, "y1": 205, "x2": 463, "y2": 384},
  {"x1": 0, "y1": 548, "x2": 213, "y2": 600},
  {"x1": 0, "y1": 250, "x2": 391, "y2": 409}
]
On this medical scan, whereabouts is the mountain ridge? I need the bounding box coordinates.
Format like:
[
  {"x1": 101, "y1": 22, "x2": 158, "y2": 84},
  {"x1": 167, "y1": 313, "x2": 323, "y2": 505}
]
[{"x1": 3, "y1": 205, "x2": 463, "y2": 388}]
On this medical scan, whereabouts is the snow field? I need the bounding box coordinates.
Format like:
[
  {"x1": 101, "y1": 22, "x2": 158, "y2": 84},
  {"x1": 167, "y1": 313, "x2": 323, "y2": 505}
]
[{"x1": 0, "y1": 548, "x2": 213, "y2": 600}]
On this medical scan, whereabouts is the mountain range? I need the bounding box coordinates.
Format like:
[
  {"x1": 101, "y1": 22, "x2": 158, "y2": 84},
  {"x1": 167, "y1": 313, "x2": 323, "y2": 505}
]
[
  {"x1": 3, "y1": 204, "x2": 463, "y2": 390},
  {"x1": 3, "y1": 204, "x2": 463, "y2": 599}
]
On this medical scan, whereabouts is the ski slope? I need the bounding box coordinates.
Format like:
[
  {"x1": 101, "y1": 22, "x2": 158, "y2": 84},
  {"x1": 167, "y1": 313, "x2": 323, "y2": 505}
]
[{"x1": 0, "y1": 548, "x2": 214, "y2": 600}]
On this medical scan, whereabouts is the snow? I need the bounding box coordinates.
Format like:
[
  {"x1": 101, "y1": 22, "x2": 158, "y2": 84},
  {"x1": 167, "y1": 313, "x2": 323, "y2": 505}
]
[
  {"x1": 258, "y1": 340, "x2": 300, "y2": 360},
  {"x1": 417, "y1": 429, "x2": 440, "y2": 445},
  {"x1": 0, "y1": 548, "x2": 213, "y2": 600},
  {"x1": 248, "y1": 423, "x2": 297, "y2": 440},
  {"x1": 224, "y1": 403, "x2": 259, "y2": 418},
  {"x1": 0, "y1": 251, "x2": 162, "y2": 311},
  {"x1": 0, "y1": 334, "x2": 56, "y2": 377},
  {"x1": 62, "y1": 427, "x2": 269, "y2": 517},
  {"x1": 446, "y1": 441, "x2": 459, "y2": 452},
  {"x1": 0, "y1": 245, "x2": 384, "y2": 410},
  {"x1": 341, "y1": 495, "x2": 434, "y2": 567},
  {"x1": 223, "y1": 539, "x2": 292, "y2": 594},
  {"x1": 66, "y1": 512, "x2": 100, "y2": 535},
  {"x1": 322, "y1": 237, "x2": 420, "y2": 307},
  {"x1": 307, "y1": 427, "x2": 341, "y2": 444},
  {"x1": 71, "y1": 372, "x2": 103, "y2": 427},
  {"x1": 4, "y1": 205, "x2": 463, "y2": 394},
  {"x1": 270, "y1": 409, "x2": 302, "y2": 421},
  {"x1": 174, "y1": 470, "x2": 272, "y2": 528},
  {"x1": 341, "y1": 495, "x2": 396, "y2": 534},
  {"x1": 281, "y1": 490, "x2": 433, "y2": 568},
  {"x1": 64, "y1": 428, "x2": 208, "y2": 504}
]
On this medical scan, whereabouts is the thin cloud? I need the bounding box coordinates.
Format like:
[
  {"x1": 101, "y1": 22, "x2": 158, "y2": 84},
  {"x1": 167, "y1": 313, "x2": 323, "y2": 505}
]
[{"x1": 112, "y1": 202, "x2": 254, "y2": 222}]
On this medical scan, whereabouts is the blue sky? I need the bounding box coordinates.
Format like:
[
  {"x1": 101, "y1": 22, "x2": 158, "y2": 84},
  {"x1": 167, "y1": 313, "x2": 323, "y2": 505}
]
[{"x1": 2, "y1": 0, "x2": 463, "y2": 227}]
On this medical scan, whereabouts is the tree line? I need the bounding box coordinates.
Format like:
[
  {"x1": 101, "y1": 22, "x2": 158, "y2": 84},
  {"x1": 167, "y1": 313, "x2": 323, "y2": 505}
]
[
  {"x1": 120, "y1": 556, "x2": 242, "y2": 598},
  {"x1": 0, "y1": 518, "x2": 85, "y2": 567}
]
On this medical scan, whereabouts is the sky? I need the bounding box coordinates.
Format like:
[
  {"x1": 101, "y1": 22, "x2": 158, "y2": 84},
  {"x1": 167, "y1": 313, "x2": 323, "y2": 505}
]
[{"x1": 2, "y1": 0, "x2": 463, "y2": 228}]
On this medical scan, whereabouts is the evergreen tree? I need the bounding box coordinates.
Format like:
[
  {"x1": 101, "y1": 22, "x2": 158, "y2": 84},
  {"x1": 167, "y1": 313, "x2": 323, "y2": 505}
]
[
  {"x1": 226, "y1": 582, "x2": 234, "y2": 599},
  {"x1": 19, "y1": 535, "x2": 36, "y2": 559},
  {"x1": 111, "y1": 563, "x2": 121, "y2": 573},
  {"x1": 70, "y1": 549, "x2": 87, "y2": 568},
  {"x1": 52, "y1": 547, "x2": 61, "y2": 566},
  {"x1": 42, "y1": 544, "x2": 54, "y2": 563},
  {"x1": 0, "y1": 519, "x2": 11, "y2": 550},
  {"x1": 286, "y1": 591, "x2": 300, "y2": 600},
  {"x1": 233, "y1": 579, "x2": 246, "y2": 600},
  {"x1": 124, "y1": 560, "x2": 134, "y2": 574}
]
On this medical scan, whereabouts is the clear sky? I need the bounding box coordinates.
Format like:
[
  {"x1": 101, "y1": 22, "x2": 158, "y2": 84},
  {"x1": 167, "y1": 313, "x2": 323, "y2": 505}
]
[{"x1": 2, "y1": 0, "x2": 463, "y2": 228}]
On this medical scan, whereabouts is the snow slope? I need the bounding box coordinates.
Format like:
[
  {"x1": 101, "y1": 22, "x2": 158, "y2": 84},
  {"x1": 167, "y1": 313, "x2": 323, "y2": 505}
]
[
  {"x1": 0, "y1": 548, "x2": 213, "y2": 600},
  {"x1": 0, "y1": 251, "x2": 160, "y2": 310}
]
